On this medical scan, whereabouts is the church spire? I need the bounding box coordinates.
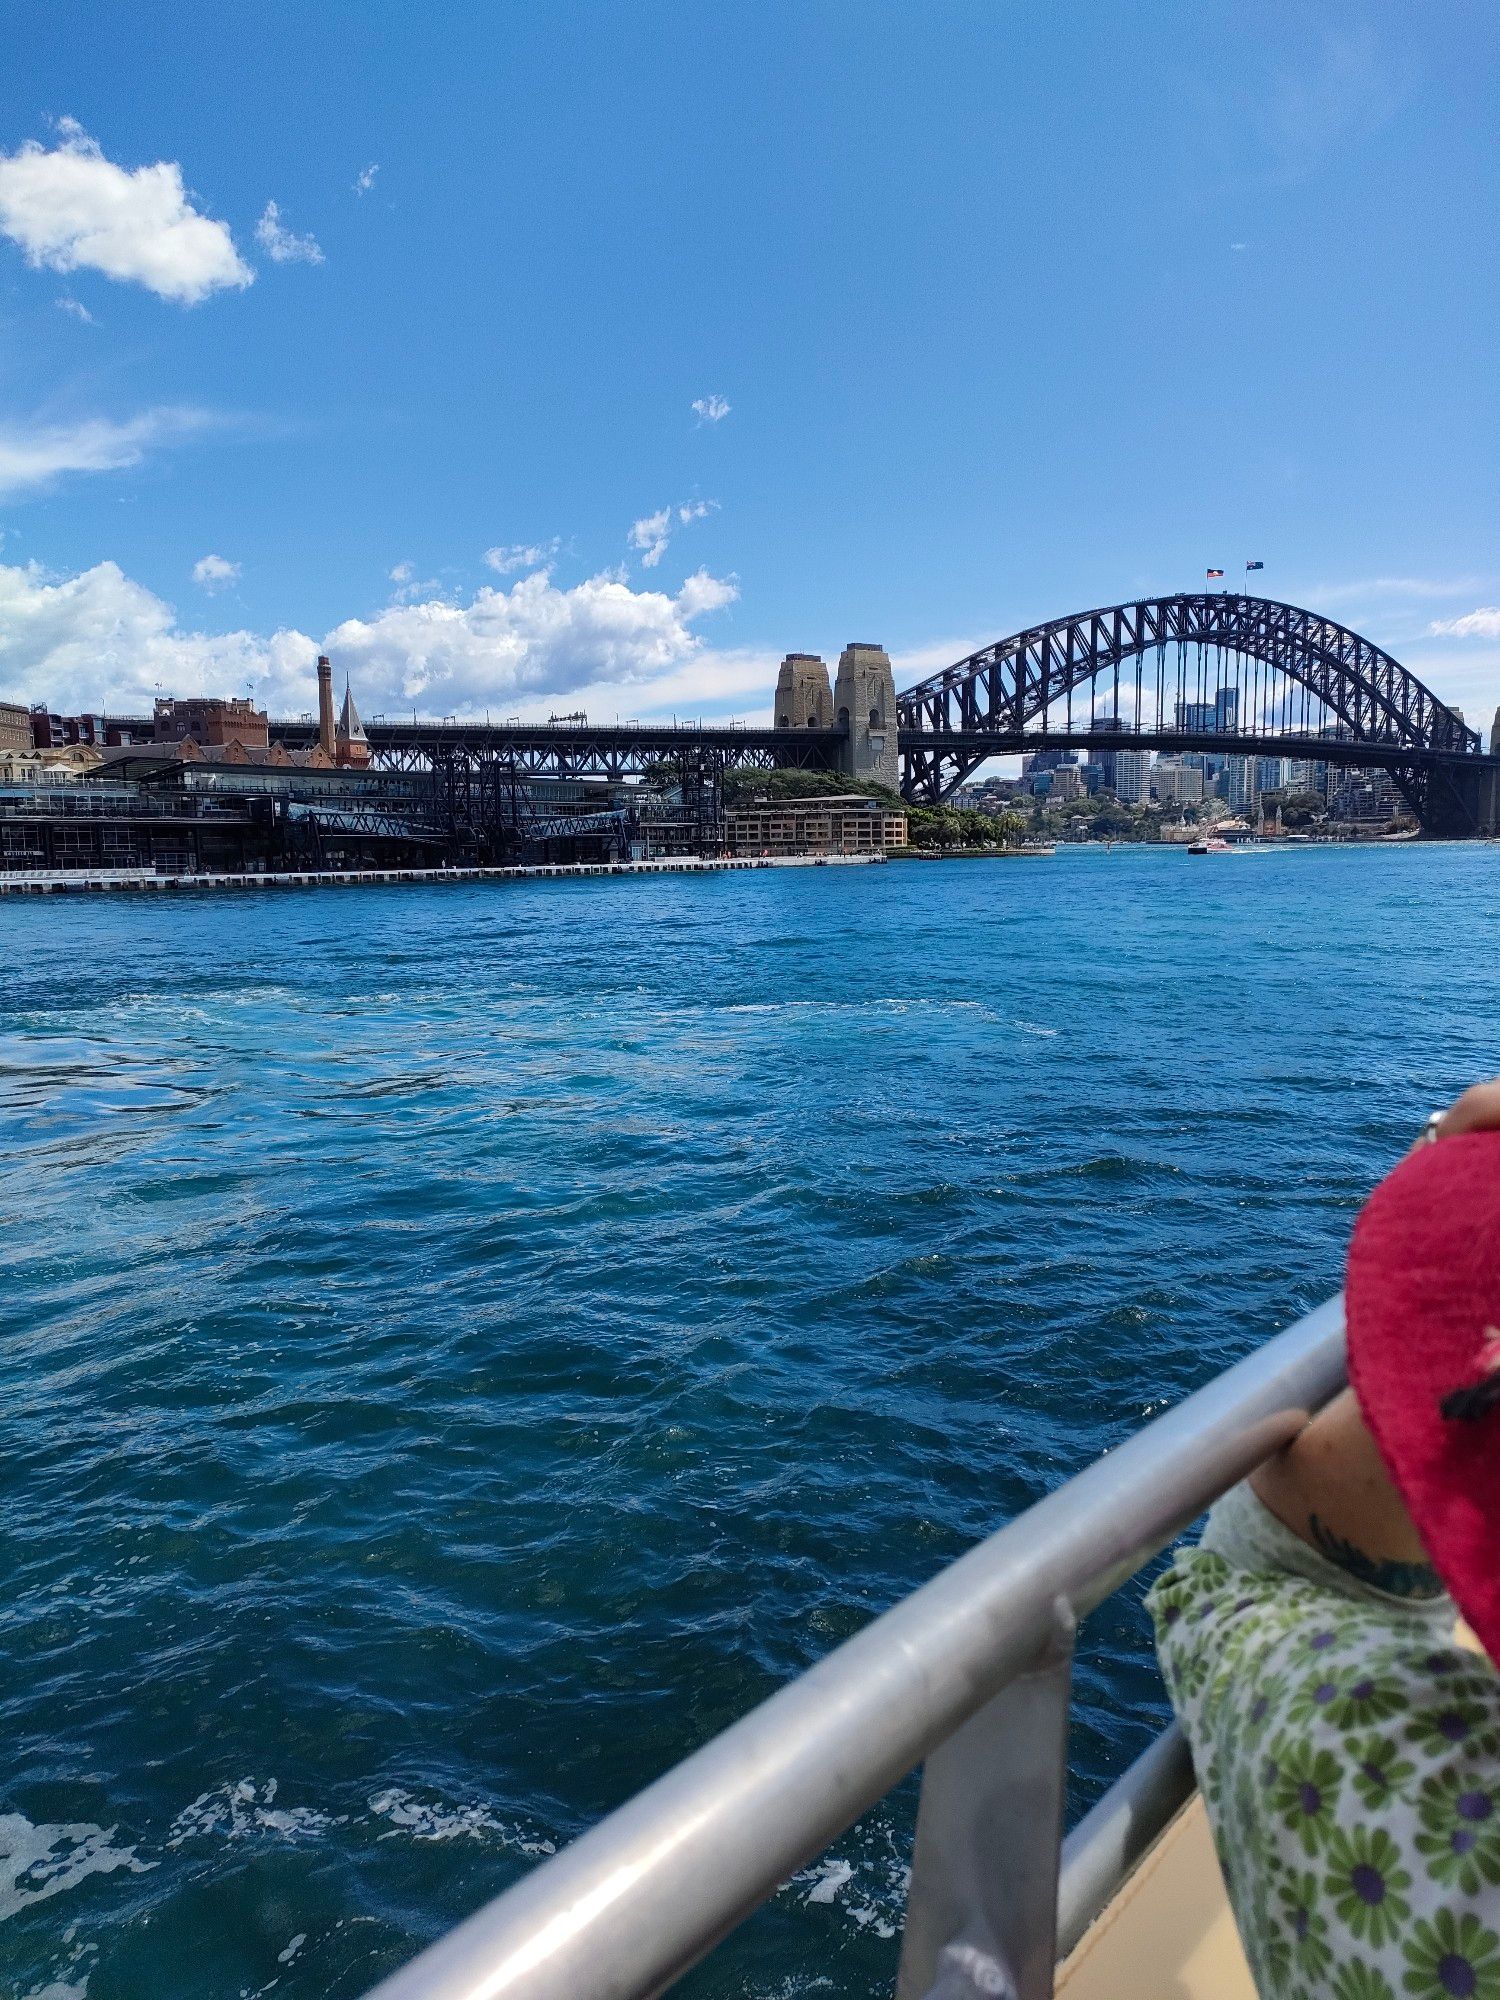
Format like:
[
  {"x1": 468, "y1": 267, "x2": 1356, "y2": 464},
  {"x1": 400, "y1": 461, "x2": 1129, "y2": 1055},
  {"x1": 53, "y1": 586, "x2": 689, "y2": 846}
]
[
  {"x1": 334, "y1": 674, "x2": 371, "y2": 766},
  {"x1": 337, "y1": 674, "x2": 367, "y2": 746}
]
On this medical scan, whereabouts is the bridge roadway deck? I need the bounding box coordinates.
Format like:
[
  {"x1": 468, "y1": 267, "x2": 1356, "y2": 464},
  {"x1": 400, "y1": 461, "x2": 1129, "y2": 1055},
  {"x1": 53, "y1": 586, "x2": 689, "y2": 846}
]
[{"x1": 263, "y1": 718, "x2": 845, "y2": 777}]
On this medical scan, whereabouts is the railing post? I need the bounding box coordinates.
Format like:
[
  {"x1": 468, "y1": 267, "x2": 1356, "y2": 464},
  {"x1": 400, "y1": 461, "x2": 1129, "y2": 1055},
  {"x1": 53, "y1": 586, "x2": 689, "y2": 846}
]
[{"x1": 896, "y1": 1602, "x2": 1076, "y2": 2000}]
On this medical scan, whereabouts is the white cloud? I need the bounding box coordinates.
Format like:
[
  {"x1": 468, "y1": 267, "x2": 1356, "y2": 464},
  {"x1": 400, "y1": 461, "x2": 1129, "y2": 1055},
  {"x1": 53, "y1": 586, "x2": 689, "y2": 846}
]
[
  {"x1": 1229, "y1": 242, "x2": 1248, "y2": 252},
  {"x1": 0, "y1": 407, "x2": 212, "y2": 501},
  {"x1": 255, "y1": 201, "x2": 324, "y2": 266},
  {"x1": 0, "y1": 121, "x2": 252, "y2": 304},
  {"x1": 0, "y1": 558, "x2": 315, "y2": 716},
  {"x1": 192, "y1": 553, "x2": 240, "y2": 592},
  {"x1": 1429, "y1": 609, "x2": 1500, "y2": 640},
  {"x1": 0, "y1": 555, "x2": 740, "y2": 722},
  {"x1": 692, "y1": 394, "x2": 730, "y2": 423},
  {"x1": 484, "y1": 538, "x2": 561, "y2": 575},
  {"x1": 627, "y1": 499, "x2": 717, "y2": 569},
  {"x1": 675, "y1": 569, "x2": 737, "y2": 618},
  {"x1": 387, "y1": 561, "x2": 441, "y2": 604},
  {"x1": 329, "y1": 565, "x2": 739, "y2": 710},
  {"x1": 55, "y1": 295, "x2": 94, "y2": 322},
  {"x1": 628, "y1": 506, "x2": 673, "y2": 568},
  {"x1": 355, "y1": 164, "x2": 379, "y2": 195}
]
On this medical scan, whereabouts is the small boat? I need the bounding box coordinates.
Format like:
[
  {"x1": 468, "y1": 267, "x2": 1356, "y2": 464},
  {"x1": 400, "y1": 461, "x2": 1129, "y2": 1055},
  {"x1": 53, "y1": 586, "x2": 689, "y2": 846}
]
[{"x1": 1186, "y1": 837, "x2": 1229, "y2": 855}]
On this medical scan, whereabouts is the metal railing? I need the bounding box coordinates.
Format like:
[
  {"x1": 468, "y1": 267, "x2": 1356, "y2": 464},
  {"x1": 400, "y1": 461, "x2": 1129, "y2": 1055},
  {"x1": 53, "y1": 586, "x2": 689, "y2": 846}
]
[{"x1": 364, "y1": 1295, "x2": 1347, "y2": 2000}]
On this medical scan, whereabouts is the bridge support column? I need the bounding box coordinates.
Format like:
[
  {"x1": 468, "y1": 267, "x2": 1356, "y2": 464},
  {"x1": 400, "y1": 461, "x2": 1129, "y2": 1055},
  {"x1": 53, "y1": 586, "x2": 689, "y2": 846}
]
[
  {"x1": 774, "y1": 654, "x2": 833, "y2": 731},
  {"x1": 834, "y1": 643, "x2": 901, "y2": 794},
  {"x1": 1473, "y1": 764, "x2": 1500, "y2": 836}
]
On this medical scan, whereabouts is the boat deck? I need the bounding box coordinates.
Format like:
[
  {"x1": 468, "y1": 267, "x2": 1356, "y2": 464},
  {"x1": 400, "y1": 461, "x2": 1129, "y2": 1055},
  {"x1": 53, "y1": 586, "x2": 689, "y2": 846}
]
[{"x1": 1058, "y1": 1794, "x2": 1254, "y2": 1999}]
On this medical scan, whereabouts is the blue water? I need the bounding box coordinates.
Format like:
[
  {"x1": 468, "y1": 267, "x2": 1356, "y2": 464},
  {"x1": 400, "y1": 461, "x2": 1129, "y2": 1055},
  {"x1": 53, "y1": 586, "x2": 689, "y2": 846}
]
[{"x1": 3, "y1": 845, "x2": 1498, "y2": 2000}]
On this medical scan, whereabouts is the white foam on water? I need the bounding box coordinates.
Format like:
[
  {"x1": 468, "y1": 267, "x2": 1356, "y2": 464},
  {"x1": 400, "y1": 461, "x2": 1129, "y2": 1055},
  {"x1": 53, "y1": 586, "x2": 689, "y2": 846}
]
[
  {"x1": 276, "y1": 1934, "x2": 307, "y2": 1966},
  {"x1": 841, "y1": 1894, "x2": 897, "y2": 1939},
  {"x1": 788, "y1": 1844, "x2": 906, "y2": 1941},
  {"x1": 802, "y1": 1857, "x2": 853, "y2": 1904},
  {"x1": 0, "y1": 1813, "x2": 152, "y2": 1921},
  {"x1": 366, "y1": 1788, "x2": 556, "y2": 1856},
  {"x1": 166, "y1": 1779, "x2": 343, "y2": 1850}
]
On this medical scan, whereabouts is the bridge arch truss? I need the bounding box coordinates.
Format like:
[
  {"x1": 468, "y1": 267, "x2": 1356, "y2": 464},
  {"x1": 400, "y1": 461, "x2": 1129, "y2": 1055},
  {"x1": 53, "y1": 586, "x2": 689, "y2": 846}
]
[{"x1": 896, "y1": 593, "x2": 1482, "y2": 830}]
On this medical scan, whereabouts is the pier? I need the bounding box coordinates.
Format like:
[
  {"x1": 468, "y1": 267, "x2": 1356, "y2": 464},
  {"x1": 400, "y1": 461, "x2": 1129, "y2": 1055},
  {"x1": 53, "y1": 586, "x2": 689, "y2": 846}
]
[{"x1": 0, "y1": 852, "x2": 886, "y2": 896}]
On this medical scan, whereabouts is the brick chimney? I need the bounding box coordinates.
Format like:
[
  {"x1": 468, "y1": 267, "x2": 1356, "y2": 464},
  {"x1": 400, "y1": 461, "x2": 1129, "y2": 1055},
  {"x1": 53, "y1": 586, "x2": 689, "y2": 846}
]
[{"x1": 317, "y1": 655, "x2": 335, "y2": 756}]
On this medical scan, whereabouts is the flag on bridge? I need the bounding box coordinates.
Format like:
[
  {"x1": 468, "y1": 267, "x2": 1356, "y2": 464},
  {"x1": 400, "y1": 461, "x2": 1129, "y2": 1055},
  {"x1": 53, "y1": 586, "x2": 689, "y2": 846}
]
[
  {"x1": 1246, "y1": 559, "x2": 1264, "y2": 571},
  {"x1": 1206, "y1": 568, "x2": 1224, "y2": 579}
]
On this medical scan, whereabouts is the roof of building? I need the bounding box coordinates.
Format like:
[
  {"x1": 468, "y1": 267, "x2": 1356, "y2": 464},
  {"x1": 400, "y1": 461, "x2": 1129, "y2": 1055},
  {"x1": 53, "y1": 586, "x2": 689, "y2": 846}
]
[
  {"x1": 338, "y1": 679, "x2": 368, "y2": 743},
  {"x1": 730, "y1": 793, "x2": 900, "y2": 811},
  {"x1": 98, "y1": 744, "x2": 344, "y2": 784}
]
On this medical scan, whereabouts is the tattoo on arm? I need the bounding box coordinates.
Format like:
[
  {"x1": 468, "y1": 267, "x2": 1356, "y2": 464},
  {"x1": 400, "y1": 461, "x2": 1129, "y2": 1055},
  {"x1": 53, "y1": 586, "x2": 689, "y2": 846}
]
[{"x1": 1307, "y1": 1513, "x2": 1445, "y2": 1600}]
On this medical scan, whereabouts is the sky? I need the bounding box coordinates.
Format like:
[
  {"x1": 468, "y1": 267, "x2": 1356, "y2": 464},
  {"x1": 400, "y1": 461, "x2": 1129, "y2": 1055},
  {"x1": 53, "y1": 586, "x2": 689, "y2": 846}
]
[{"x1": 1, "y1": 0, "x2": 1498, "y2": 732}]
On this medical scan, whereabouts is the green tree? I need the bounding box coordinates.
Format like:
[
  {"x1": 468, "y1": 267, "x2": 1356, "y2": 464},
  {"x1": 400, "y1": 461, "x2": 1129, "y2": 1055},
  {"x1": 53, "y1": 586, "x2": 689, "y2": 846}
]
[{"x1": 1278, "y1": 788, "x2": 1325, "y2": 829}]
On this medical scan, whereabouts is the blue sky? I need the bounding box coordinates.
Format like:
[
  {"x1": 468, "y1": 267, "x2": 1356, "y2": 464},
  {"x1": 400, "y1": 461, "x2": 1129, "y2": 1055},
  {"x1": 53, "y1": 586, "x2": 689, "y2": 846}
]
[{"x1": 2, "y1": 1, "x2": 1498, "y2": 727}]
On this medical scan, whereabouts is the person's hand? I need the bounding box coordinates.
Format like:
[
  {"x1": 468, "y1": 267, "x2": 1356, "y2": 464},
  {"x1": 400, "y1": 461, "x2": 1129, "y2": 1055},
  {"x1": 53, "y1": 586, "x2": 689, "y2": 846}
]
[{"x1": 1432, "y1": 1080, "x2": 1500, "y2": 1142}]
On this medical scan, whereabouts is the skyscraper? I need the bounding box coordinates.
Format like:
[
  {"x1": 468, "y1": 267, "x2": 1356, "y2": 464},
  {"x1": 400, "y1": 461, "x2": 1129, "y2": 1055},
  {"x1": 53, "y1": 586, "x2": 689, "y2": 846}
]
[
  {"x1": 1219, "y1": 757, "x2": 1253, "y2": 809},
  {"x1": 1113, "y1": 749, "x2": 1153, "y2": 804},
  {"x1": 1089, "y1": 713, "x2": 1123, "y2": 790}
]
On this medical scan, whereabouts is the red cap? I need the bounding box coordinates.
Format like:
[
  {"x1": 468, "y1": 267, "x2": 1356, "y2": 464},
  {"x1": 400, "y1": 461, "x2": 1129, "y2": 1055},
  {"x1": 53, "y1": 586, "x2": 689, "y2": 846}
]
[{"x1": 1346, "y1": 1130, "x2": 1500, "y2": 1659}]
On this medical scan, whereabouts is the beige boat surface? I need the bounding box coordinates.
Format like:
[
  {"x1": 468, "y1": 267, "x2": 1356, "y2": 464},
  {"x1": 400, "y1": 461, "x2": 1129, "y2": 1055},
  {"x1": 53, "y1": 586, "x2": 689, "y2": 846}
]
[{"x1": 1057, "y1": 1792, "x2": 1255, "y2": 2000}]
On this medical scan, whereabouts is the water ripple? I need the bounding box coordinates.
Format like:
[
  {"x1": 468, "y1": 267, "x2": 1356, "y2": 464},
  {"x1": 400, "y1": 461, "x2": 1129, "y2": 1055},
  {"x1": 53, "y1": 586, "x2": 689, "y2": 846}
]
[{"x1": 2, "y1": 845, "x2": 1497, "y2": 1999}]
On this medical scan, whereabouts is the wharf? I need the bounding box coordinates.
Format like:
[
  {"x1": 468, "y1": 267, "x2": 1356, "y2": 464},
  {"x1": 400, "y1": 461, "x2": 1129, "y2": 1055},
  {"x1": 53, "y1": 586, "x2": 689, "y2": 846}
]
[{"x1": 0, "y1": 854, "x2": 885, "y2": 897}]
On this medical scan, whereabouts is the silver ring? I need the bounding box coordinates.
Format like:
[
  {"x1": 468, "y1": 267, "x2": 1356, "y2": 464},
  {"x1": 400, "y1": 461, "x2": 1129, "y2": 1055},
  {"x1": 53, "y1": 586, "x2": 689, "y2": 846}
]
[{"x1": 1420, "y1": 1111, "x2": 1445, "y2": 1145}]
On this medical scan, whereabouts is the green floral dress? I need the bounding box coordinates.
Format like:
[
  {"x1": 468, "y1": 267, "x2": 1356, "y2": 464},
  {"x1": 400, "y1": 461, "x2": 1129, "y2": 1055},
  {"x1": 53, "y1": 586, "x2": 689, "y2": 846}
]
[{"x1": 1148, "y1": 1483, "x2": 1500, "y2": 2000}]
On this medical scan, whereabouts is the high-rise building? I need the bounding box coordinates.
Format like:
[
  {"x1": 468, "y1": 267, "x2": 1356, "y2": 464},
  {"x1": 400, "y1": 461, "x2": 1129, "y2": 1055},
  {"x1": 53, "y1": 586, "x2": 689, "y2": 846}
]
[
  {"x1": 1089, "y1": 713, "x2": 1123, "y2": 790},
  {"x1": 1175, "y1": 700, "x2": 1217, "y2": 733},
  {"x1": 1253, "y1": 756, "x2": 1288, "y2": 797},
  {"x1": 1174, "y1": 688, "x2": 1240, "y2": 736},
  {"x1": 1329, "y1": 770, "x2": 1406, "y2": 822},
  {"x1": 1153, "y1": 758, "x2": 1205, "y2": 804},
  {"x1": 1219, "y1": 757, "x2": 1253, "y2": 809},
  {"x1": 1114, "y1": 748, "x2": 1153, "y2": 804},
  {"x1": 1049, "y1": 765, "x2": 1082, "y2": 802}
]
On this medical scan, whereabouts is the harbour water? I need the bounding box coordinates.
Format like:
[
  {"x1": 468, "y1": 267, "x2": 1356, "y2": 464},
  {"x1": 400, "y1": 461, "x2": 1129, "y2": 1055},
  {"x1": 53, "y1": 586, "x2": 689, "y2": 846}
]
[{"x1": 4, "y1": 844, "x2": 1498, "y2": 2000}]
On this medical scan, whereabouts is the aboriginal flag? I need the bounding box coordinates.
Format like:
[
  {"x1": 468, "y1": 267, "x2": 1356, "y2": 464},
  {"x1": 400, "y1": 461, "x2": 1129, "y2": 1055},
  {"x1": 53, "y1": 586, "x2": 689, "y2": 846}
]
[
  {"x1": 1246, "y1": 560, "x2": 1264, "y2": 571},
  {"x1": 1206, "y1": 568, "x2": 1224, "y2": 579}
]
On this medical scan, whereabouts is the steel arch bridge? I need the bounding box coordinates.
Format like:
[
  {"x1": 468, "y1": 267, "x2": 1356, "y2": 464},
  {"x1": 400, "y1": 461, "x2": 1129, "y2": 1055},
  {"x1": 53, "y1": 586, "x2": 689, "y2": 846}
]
[
  {"x1": 896, "y1": 592, "x2": 1489, "y2": 833},
  {"x1": 105, "y1": 593, "x2": 1496, "y2": 841}
]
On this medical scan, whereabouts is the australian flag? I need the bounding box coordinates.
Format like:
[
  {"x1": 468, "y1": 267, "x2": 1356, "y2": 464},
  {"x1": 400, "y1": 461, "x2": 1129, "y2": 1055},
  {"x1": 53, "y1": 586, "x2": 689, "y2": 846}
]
[{"x1": 1246, "y1": 560, "x2": 1264, "y2": 571}]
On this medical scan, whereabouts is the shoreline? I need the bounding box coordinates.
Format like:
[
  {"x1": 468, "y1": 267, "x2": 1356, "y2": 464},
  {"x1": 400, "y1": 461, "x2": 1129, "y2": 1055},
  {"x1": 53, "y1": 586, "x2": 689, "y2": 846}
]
[{"x1": 0, "y1": 853, "x2": 886, "y2": 897}]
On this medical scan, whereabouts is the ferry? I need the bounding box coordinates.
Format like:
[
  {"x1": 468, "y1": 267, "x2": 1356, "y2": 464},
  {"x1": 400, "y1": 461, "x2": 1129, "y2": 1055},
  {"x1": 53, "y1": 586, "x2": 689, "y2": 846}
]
[
  {"x1": 1185, "y1": 835, "x2": 1230, "y2": 855},
  {"x1": 363, "y1": 1298, "x2": 1346, "y2": 2000}
]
